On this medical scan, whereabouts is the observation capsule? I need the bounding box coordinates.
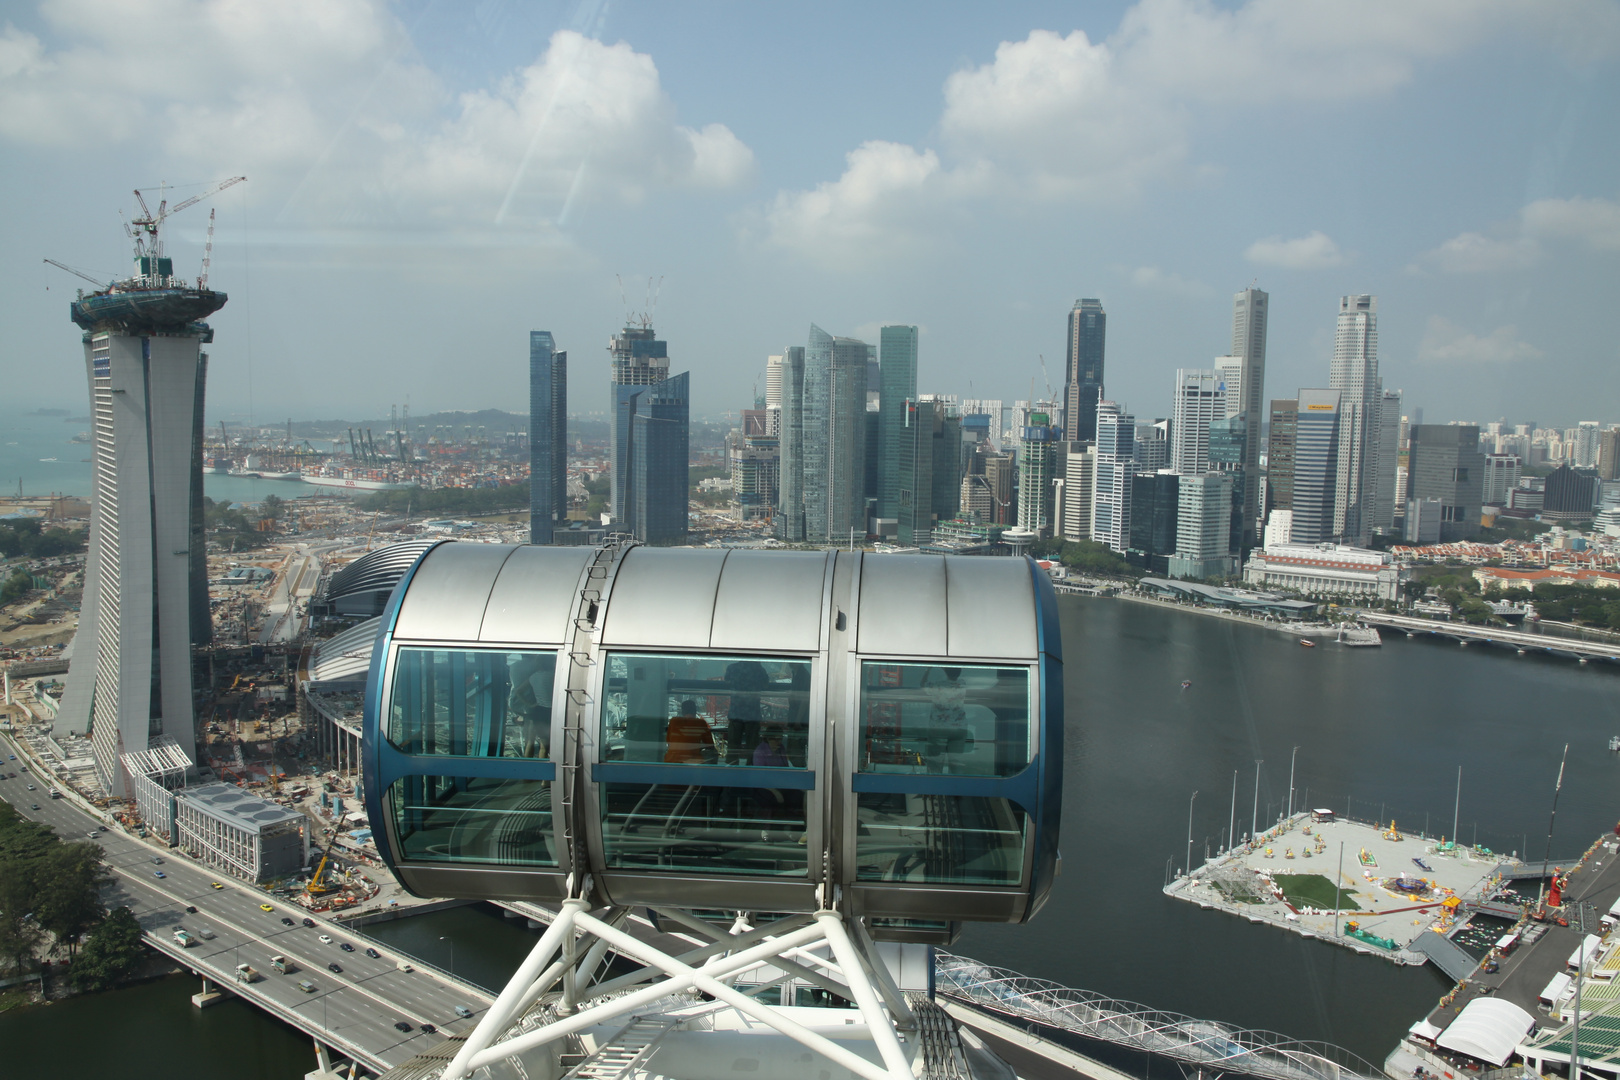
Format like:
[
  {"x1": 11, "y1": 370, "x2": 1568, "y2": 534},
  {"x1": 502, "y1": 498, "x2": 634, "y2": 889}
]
[{"x1": 361, "y1": 542, "x2": 1063, "y2": 934}]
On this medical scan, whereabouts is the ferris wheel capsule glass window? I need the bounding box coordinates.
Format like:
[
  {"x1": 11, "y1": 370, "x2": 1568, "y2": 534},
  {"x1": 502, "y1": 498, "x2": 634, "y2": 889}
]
[
  {"x1": 857, "y1": 662, "x2": 1031, "y2": 777},
  {"x1": 600, "y1": 653, "x2": 812, "y2": 766},
  {"x1": 386, "y1": 647, "x2": 556, "y2": 758}
]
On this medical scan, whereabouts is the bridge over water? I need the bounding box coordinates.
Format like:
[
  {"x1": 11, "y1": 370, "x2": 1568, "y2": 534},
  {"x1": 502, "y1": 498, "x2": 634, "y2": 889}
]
[{"x1": 1358, "y1": 612, "x2": 1620, "y2": 665}]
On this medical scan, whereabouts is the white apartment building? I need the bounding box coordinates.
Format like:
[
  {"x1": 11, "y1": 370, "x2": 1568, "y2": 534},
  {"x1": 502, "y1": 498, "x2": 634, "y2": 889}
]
[{"x1": 1171, "y1": 369, "x2": 1226, "y2": 475}]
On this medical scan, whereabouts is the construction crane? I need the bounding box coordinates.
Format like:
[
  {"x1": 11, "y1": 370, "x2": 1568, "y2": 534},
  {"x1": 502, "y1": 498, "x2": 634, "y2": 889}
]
[
  {"x1": 307, "y1": 832, "x2": 342, "y2": 896},
  {"x1": 42, "y1": 259, "x2": 109, "y2": 289},
  {"x1": 198, "y1": 208, "x2": 218, "y2": 289},
  {"x1": 1036, "y1": 354, "x2": 1057, "y2": 406},
  {"x1": 126, "y1": 176, "x2": 246, "y2": 260}
]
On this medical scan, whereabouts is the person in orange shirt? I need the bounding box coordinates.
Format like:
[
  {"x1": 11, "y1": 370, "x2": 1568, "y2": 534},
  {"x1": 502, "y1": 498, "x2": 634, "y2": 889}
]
[{"x1": 664, "y1": 700, "x2": 717, "y2": 764}]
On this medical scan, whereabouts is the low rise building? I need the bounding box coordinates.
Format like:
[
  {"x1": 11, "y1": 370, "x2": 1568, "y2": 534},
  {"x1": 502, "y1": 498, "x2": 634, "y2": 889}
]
[
  {"x1": 1242, "y1": 542, "x2": 1408, "y2": 602},
  {"x1": 1471, "y1": 567, "x2": 1620, "y2": 592}
]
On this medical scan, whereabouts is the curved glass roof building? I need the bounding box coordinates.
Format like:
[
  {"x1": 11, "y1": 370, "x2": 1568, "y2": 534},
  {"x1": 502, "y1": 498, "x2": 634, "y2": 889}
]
[{"x1": 361, "y1": 542, "x2": 1063, "y2": 930}]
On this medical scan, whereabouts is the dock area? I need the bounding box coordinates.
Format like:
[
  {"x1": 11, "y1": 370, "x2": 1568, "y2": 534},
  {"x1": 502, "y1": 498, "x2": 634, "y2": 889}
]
[
  {"x1": 1166, "y1": 812, "x2": 1510, "y2": 966},
  {"x1": 1383, "y1": 833, "x2": 1620, "y2": 1080}
]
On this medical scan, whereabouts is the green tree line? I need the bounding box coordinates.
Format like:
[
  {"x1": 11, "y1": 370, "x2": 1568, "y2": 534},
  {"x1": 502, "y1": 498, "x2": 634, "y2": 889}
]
[
  {"x1": 0, "y1": 801, "x2": 142, "y2": 991},
  {"x1": 1027, "y1": 537, "x2": 1137, "y2": 577},
  {"x1": 0, "y1": 519, "x2": 84, "y2": 560}
]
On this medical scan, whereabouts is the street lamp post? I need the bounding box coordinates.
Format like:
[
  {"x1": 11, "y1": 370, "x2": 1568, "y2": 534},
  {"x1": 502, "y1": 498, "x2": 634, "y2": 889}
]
[
  {"x1": 1287, "y1": 746, "x2": 1299, "y2": 822},
  {"x1": 440, "y1": 935, "x2": 455, "y2": 979},
  {"x1": 1186, "y1": 790, "x2": 1198, "y2": 879},
  {"x1": 1251, "y1": 760, "x2": 1262, "y2": 844}
]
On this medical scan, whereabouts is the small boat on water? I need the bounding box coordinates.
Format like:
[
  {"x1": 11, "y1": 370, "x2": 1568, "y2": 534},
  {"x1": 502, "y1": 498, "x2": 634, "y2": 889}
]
[
  {"x1": 1299, "y1": 639, "x2": 1316, "y2": 648},
  {"x1": 1181, "y1": 680, "x2": 1192, "y2": 690},
  {"x1": 1609, "y1": 735, "x2": 1620, "y2": 751}
]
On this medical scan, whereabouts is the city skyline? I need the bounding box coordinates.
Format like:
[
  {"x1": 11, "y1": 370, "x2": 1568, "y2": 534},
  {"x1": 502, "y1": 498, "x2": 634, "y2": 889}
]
[{"x1": 5, "y1": 2, "x2": 1618, "y2": 425}]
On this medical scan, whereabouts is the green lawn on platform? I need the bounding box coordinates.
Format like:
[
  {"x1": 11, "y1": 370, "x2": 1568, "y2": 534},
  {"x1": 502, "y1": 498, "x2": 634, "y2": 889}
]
[{"x1": 1275, "y1": 873, "x2": 1360, "y2": 911}]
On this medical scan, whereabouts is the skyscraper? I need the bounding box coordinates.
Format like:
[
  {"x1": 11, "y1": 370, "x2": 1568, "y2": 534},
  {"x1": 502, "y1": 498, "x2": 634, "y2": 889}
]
[
  {"x1": 1208, "y1": 414, "x2": 1249, "y2": 556},
  {"x1": 1229, "y1": 287, "x2": 1268, "y2": 538},
  {"x1": 1168, "y1": 473, "x2": 1235, "y2": 581},
  {"x1": 59, "y1": 278, "x2": 222, "y2": 796},
  {"x1": 1092, "y1": 401, "x2": 1135, "y2": 553},
  {"x1": 1016, "y1": 411, "x2": 1059, "y2": 537},
  {"x1": 1064, "y1": 299, "x2": 1106, "y2": 441},
  {"x1": 1408, "y1": 425, "x2": 1483, "y2": 540},
  {"x1": 1598, "y1": 427, "x2": 1620, "y2": 482},
  {"x1": 1170, "y1": 369, "x2": 1226, "y2": 475},
  {"x1": 1574, "y1": 421, "x2": 1602, "y2": 469},
  {"x1": 1055, "y1": 445, "x2": 1095, "y2": 541},
  {"x1": 629, "y1": 372, "x2": 690, "y2": 545},
  {"x1": 1371, "y1": 387, "x2": 1402, "y2": 534},
  {"x1": 1329, "y1": 294, "x2": 1381, "y2": 544},
  {"x1": 776, "y1": 347, "x2": 807, "y2": 541},
  {"x1": 878, "y1": 325, "x2": 918, "y2": 530},
  {"x1": 529, "y1": 331, "x2": 567, "y2": 545},
  {"x1": 801, "y1": 325, "x2": 869, "y2": 543},
  {"x1": 1291, "y1": 389, "x2": 1342, "y2": 545},
  {"x1": 1265, "y1": 398, "x2": 1298, "y2": 524},
  {"x1": 609, "y1": 323, "x2": 670, "y2": 529}
]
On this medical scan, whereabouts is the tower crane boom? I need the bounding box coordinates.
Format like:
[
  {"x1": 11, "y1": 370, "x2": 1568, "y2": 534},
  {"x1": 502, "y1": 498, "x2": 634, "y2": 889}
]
[{"x1": 42, "y1": 259, "x2": 107, "y2": 289}]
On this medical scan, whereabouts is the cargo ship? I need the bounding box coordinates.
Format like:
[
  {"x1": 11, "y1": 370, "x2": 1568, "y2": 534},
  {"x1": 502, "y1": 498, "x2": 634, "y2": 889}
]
[{"x1": 301, "y1": 472, "x2": 412, "y2": 492}]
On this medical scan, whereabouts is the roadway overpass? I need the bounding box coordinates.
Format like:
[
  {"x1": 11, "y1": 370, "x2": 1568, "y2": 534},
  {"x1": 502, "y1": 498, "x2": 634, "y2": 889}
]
[
  {"x1": 0, "y1": 730, "x2": 492, "y2": 1078},
  {"x1": 1358, "y1": 611, "x2": 1620, "y2": 665}
]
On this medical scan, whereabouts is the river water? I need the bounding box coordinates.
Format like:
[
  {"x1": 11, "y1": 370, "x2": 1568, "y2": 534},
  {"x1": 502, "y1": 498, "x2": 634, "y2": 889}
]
[{"x1": 5, "y1": 594, "x2": 1619, "y2": 1076}]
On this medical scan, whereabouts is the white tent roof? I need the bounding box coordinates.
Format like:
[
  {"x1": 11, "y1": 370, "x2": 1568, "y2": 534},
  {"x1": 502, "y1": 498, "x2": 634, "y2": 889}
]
[
  {"x1": 1436, "y1": 999, "x2": 1536, "y2": 1067},
  {"x1": 1539, "y1": 972, "x2": 1572, "y2": 1004},
  {"x1": 1409, "y1": 1019, "x2": 1444, "y2": 1042}
]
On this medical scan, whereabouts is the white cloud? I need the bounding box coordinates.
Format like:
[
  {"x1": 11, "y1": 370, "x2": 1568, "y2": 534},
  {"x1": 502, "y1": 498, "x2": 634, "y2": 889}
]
[
  {"x1": 1417, "y1": 316, "x2": 1544, "y2": 365},
  {"x1": 1123, "y1": 265, "x2": 1211, "y2": 296},
  {"x1": 1419, "y1": 195, "x2": 1620, "y2": 272},
  {"x1": 766, "y1": 0, "x2": 1619, "y2": 262},
  {"x1": 1243, "y1": 231, "x2": 1343, "y2": 269},
  {"x1": 763, "y1": 141, "x2": 987, "y2": 264},
  {"x1": 0, "y1": 3, "x2": 752, "y2": 228}
]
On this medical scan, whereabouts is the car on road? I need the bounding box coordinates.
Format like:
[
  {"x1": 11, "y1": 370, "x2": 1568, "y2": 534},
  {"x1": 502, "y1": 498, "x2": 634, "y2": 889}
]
[
  {"x1": 302, "y1": 918, "x2": 315, "y2": 928},
  {"x1": 98, "y1": 825, "x2": 108, "y2": 832},
  {"x1": 211, "y1": 882, "x2": 224, "y2": 889},
  {"x1": 280, "y1": 917, "x2": 294, "y2": 926},
  {"x1": 298, "y1": 980, "x2": 316, "y2": 993},
  {"x1": 185, "y1": 906, "x2": 197, "y2": 914},
  {"x1": 393, "y1": 1021, "x2": 412, "y2": 1032},
  {"x1": 318, "y1": 934, "x2": 332, "y2": 944},
  {"x1": 420, "y1": 1023, "x2": 436, "y2": 1034},
  {"x1": 455, "y1": 1006, "x2": 473, "y2": 1018},
  {"x1": 153, "y1": 870, "x2": 166, "y2": 878},
  {"x1": 151, "y1": 857, "x2": 163, "y2": 864},
  {"x1": 26, "y1": 784, "x2": 34, "y2": 790},
  {"x1": 29, "y1": 804, "x2": 38, "y2": 810},
  {"x1": 327, "y1": 962, "x2": 342, "y2": 973},
  {"x1": 339, "y1": 943, "x2": 353, "y2": 952},
  {"x1": 260, "y1": 904, "x2": 274, "y2": 912},
  {"x1": 365, "y1": 948, "x2": 380, "y2": 959},
  {"x1": 87, "y1": 832, "x2": 99, "y2": 839}
]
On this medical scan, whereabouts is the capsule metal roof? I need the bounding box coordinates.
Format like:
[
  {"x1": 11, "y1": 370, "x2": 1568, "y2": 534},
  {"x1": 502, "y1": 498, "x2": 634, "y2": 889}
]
[
  {"x1": 325, "y1": 540, "x2": 438, "y2": 606},
  {"x1": 390, "y1": 544, "x2": 1042, "y2": 660}
]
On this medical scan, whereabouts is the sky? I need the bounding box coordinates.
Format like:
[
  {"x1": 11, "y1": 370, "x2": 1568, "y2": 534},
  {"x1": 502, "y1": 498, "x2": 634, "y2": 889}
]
[{"x1": 3, "y1": 0, "x2": 1619, "y2": 428}]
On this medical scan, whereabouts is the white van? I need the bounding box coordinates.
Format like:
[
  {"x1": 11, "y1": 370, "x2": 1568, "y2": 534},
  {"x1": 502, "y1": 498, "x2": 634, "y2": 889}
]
[{"x1": 396, "y1": 960, "x2": 413, "y2": 973}]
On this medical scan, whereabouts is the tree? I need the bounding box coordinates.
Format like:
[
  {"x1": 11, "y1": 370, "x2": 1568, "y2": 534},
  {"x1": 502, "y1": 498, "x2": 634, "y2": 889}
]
[
  {"x1": 71, "y1": 907, "x2": 144, "y2": 992},
  {"x1": 36, "y1": 843, "x2": 108, "y2": 961}
]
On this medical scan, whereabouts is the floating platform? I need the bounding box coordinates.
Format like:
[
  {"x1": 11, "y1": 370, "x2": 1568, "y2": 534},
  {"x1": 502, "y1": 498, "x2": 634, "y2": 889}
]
[{"x1": 1165, "y1": 813, "x2": 1511, "y2": 967}]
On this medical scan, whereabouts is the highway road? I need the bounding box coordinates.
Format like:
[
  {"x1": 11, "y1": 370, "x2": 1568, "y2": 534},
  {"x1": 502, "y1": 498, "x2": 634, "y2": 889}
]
[{"x1": 0, "y1": 730, "x2": 492, "y2": 1073}]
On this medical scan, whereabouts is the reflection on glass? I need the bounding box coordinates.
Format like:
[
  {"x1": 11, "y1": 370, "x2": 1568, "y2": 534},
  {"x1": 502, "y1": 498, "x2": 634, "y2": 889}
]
[
  {"x1": 600, "y1": 782, "x2": 808, "y2": 876},
  {"x1": 855, "y1": 793, "x2": 1025, "y2": 885},
  {"x1": 388, "y1": 777, "x2": 554, "y2": 866},
  {"x1": 388, "y1": 648, "x2": 554, "y2": 757},
  {"x1": 601, "y1": 653, "x2": 811, "y2": 767},
  {"x1": 858, "y1": 662, "x2": 1030, "y2": 776}
]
